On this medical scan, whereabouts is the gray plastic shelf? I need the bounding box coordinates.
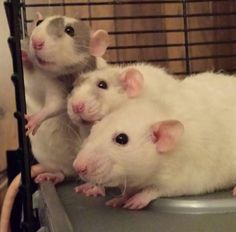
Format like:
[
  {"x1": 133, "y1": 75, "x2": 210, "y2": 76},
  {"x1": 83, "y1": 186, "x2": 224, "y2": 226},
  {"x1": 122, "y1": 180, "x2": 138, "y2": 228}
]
[{"x1": 35, "y1": 180, "x2": 236, "y2": 232}]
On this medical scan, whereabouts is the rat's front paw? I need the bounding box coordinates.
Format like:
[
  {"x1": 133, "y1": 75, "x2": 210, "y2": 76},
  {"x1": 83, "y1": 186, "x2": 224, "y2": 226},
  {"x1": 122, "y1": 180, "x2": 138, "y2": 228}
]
[
  {"x1": 75, "y1": 183, "x2": 105, "y2": 197},
  {"x1": 122, "y1": 193, "x2": 151, "y2": 210},
  {"x1": 34, "y1": 172, "x2": 65, "y2": 184},
  {"x1": 25, "y1": 113, "x2": 43, "y2": 135},
  {"x1": 106, "y1": 196, "x2": 128, "y2": 208}
]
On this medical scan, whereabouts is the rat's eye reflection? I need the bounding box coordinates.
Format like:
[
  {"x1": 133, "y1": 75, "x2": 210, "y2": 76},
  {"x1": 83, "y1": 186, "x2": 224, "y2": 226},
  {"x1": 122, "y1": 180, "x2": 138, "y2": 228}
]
[
  {"x1": 36, "y1": 20, "x2": 43, "y2": 26},
  {"x1": 65, "y1": 26, "x2": 75, "y2": 37},
  {"x1": 97, "y1": 80, "x2": 108, "y2": 89},
  {"x1": 114, "y1": 133, "x2": 129, "y2": 145}
]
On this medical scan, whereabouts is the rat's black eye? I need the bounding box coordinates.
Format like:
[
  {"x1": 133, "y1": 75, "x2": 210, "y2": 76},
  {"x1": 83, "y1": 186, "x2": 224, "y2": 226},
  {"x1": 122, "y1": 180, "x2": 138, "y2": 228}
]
[
  {"x1": 97, "y1": 80, "x2": 108, "y2": 89},
  {"x1": 36, "y1": 20, "x2": 43, "y2": 26},
  {"x1": 114, "y1": 133, "x2": 129, "y2": 145},
  {"x1": 65, "y1": 26, "x2": 75, "y2": 37}
]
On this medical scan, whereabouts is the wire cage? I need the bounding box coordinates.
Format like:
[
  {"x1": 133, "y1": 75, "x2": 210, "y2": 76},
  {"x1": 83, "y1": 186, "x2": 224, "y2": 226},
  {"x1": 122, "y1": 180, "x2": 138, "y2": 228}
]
[
  {"x1": 4, "y1": 0, "x2": 236, "y2": 231},
  {"x1": 21, "y1": 0, "x2": 236, "y2": 76}
]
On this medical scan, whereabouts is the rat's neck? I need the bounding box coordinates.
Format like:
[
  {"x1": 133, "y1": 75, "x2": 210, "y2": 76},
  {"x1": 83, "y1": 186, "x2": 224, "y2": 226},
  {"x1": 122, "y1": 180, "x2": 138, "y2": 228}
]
[{"x1": 58, "y1": 55, "x2": 97, "y2": 92}]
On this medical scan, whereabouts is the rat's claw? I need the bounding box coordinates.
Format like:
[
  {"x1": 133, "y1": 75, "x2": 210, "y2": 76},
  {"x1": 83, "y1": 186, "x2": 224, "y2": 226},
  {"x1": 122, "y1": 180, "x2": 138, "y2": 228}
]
[
  {"x1": 25, "y1": 113, "x2": 43, "y2": 135},
  {"x1": 75, "y1": 183, "x2": 94, "y2": 193},
  {"x1": 106, "y1": 196, "x2": 128, "y2": 208},
  {"x1": 122, "y1": 194, "x2": 150, "y2": 210},
  {"x1": 75, "y1": 183, "x2": 105, "y2": 197}
]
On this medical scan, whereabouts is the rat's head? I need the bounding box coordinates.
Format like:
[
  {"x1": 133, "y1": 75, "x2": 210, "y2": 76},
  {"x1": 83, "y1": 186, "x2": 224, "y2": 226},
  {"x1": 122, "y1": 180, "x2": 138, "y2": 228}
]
[
  {"x1": 73, "y1": 101, "x2": 184, "y2": 188},
  {"x1": 27, "y1": 13, "x2": 109, "y2": 75},
  {"x1": 67, "y1": 67, "x2": 145, "y2": 124}
]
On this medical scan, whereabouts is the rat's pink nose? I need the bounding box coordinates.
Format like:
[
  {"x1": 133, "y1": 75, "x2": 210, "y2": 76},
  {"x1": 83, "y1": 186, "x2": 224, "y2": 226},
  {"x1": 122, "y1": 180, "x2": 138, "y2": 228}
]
[
  {"x1": 72, "y1": 102, "x2": 85, "y2": 114},
  {"x1": 74, "y1": 162, "x2": 87, "y2": 175},
  {"x1": 32, "y1": 38, "x2": 45, "y2": 50}
]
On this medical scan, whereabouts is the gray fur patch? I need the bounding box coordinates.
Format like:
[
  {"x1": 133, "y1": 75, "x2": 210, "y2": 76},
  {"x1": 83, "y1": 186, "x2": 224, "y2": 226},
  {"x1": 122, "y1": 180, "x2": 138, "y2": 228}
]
[
  {"x1": 47, "y1": 17, "x2": 64, "y2": 37},
  {"x1": 70, "y1": 20, "x2": 90, "y2": 54},
  {"x1": 64, "y1": 55, "x2": 96, "y2": 76}
]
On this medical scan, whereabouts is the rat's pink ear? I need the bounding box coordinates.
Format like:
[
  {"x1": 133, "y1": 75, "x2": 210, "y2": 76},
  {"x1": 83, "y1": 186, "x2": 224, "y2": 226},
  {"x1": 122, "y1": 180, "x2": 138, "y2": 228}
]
[
  {"x1": 151, "y1": 120, "x2": 184, "y2": 153},
  {"x1": 89, "y1": 30, "x2": 109, "y2": 57},
  {"x1": 36, "y1": 12, "x2": 43, "y2": 21},
  {"x1": 119, "y1": 68, "x2": 144, "y2": 98}
]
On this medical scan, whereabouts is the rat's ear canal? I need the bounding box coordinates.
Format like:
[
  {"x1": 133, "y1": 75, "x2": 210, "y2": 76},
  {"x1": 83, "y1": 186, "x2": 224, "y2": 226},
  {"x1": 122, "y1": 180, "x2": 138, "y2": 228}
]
[
  {"x1": 119, "y1": 68, "x2": 144, "y2": 98},
  {"x1": 151, "y1": 120, "x2": 184, "y2": 153},
  {"x1": 89, "y1": 30, "x2": 109, "y2": 57}
]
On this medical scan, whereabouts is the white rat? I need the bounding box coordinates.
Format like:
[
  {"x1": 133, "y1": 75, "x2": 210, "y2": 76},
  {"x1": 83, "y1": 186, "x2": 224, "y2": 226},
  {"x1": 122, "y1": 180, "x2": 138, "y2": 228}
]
[
  {"x1": 67, "y1": 63, "x2": 175, "y2": 125},
  {"x1": 67, "y1": 63, "x2": 175, "y2": 196},
  {"x1": 73, "y1": 73, "x2": 236, "y2": 210},
  {"x1": 0, "y1": 14, "x2": 109, "y2": 232}
]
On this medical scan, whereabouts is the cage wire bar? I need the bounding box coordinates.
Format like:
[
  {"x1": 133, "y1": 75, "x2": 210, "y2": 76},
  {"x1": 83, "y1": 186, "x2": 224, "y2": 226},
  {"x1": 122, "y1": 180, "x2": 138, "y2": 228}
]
[
  {"x1": 4, "y1": 0, "x2": 35, "y2": 231},
  {"x1": 21, "y1": 0, "x2": 236, "y2": 75}
]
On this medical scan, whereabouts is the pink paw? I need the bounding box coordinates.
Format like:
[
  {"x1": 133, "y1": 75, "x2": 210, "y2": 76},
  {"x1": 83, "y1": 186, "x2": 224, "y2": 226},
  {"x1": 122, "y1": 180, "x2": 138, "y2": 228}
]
[
  {"x1": 106, "y1": 196, "x2": 128, "y2": 208},
  {"x1": 34, "y1": 172, "x2": 65, "y2": 184},
  {"x1": 75, "y1": 183, "x2": 105, "y2": 197},
  {"x1": 122, "y1": 194, "x2": 151, "y2": 210},
  {"x1": 232, "y1": 186, "x2": 236, "y2": 197},
  {"x1": 25, "y1": 113, "x2": 43, "y2": 135}
]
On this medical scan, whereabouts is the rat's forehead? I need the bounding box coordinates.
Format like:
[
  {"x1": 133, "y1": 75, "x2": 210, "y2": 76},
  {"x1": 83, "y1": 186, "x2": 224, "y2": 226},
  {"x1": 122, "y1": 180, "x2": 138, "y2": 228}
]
[{"x1": 83, "y1": 67, "x2": 122, "y2": 82}]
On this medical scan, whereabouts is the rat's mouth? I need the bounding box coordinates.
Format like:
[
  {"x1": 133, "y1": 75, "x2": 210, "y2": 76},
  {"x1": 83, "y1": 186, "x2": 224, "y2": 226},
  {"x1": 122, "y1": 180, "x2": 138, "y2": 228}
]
[
  {"x1": 80, "y1": 118, "x2": 94, "y2": 126},
  {"x1": 36, "y1": 55, "x2": 55, "y2": 66}
]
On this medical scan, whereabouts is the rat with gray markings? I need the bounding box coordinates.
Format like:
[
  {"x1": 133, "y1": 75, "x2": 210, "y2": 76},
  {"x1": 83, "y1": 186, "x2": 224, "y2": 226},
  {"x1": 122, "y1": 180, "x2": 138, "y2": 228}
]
[{"x1": 0, "y1": 13, "x2": 109, "y2": 232}]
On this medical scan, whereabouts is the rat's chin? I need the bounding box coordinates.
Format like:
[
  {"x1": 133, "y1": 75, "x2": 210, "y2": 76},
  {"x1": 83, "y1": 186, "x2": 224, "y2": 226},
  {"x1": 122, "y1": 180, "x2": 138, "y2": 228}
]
[
  {"x1": 80, "y1": 115, "x2": 99, "y2": 125},
  {"x1": 36, "y1": 55, "x2": 55, "y2": 67}
]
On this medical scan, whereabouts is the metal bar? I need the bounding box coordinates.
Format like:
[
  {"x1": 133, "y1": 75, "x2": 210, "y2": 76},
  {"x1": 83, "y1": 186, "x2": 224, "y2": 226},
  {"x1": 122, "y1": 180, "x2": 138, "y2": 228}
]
[
  {"x1": 108, "y1": 43, "x2": 185, "y2": 49},
  {"x1": 182, "y1": 0, "x2": 191, "y2": 75},
  {"x1": 20, "y1": 0, "x2": 27, "y2": 37},
  {"x1": 107, "y1": 39, "x2": 236, "y2": 50},
  {"x1": 4, "y1": 0, "x2": 34, "y2": 231},
  {"x1": 108, "y1": 26, "x2": 236, "y2": 35},
  {"x1": 25, "y1": 11, "x2": 236, "y2": 23},
  {"x1": 109, "y1": 53, "x2": 236, "y2": 64},
  {"x1": 22, "y1": 0, "x2": 236, "y2": 8}
]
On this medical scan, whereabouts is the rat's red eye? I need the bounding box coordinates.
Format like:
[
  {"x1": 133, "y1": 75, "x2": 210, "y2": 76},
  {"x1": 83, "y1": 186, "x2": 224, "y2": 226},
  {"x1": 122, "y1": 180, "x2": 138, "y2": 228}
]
[
  {"x1": 65, "y1": 26, "x2": 75, "y2": 37},
  {"x1": 114, "y1": 133, "x2": 129, "y2": 145}
]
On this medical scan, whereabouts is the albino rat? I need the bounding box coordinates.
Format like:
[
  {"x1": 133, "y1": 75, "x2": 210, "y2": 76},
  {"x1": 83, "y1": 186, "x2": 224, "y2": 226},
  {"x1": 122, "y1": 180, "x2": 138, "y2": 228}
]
[
  {"x1": 67, "y1": 63, "x2": 175, "y2": 196},
  {"x1": 67, "y1": 63, "x2": 175, "y2": 125},
  {"x1": 73, "y1": 73, "x2": 236, "y2": 210},
  {"x1": 0, "y1": 13, "x2": 109, "y2": 232}
]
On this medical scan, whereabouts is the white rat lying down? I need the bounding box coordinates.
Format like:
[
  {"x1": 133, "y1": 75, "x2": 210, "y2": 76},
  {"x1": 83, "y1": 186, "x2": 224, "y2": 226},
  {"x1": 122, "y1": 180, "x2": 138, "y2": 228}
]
[
  {"x1": 73, "y1": 88, "x2": 236, "y2": 210},
  {"x1": 68, "y1": 63, "x2": 236, "y2": 198}
]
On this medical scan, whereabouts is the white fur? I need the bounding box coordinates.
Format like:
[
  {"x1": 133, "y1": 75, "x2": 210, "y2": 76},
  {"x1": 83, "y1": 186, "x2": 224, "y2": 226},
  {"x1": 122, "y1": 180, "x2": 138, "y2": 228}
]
[
  {"x1": 67, "y1": 63, "x2": 175, "y2": 124},
  {"x1": 75, "y1": 72, "x2": 236, "y2": 198}
]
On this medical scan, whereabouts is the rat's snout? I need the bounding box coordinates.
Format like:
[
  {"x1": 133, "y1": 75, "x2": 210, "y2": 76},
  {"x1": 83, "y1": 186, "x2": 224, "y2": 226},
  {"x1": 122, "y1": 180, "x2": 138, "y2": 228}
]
[
  {"x1": 32, "y1": 37, "x2": 45, "y2": 50},
  {"x1": 73, "y1": 158, "x2": 88, "y2": 176},
  {"x1": 72, "y1": 102, "x2": 85, "y2": 114}
]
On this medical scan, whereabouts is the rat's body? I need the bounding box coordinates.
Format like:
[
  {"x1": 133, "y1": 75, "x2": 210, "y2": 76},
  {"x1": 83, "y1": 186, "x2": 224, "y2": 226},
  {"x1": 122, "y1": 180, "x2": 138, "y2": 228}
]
[
  {"x1": 73, "y1": 73, "x2": 236, "y2": 210},
  {"x1": 1, "y1": 15, "x2": 109, "y2": 232}
]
